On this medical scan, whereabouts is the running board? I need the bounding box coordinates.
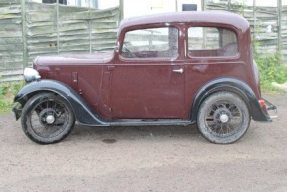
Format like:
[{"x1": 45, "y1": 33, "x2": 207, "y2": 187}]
[
  {"x1": 109, "y1": 119, "x2": 193, "y2": 126},
  {"x1": 78, "y1": 119, "x2": 193, "y2": 127}
]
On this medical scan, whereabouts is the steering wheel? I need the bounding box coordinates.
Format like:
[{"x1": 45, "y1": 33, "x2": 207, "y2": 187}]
[{"x1": 122, "y1": 43, "x2": 136, "y2": 58}]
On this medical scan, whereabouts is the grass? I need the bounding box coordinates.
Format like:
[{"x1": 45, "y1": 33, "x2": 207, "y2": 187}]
[{"x1": 0, "y1": 81, "x2": 24, "y2": 113}]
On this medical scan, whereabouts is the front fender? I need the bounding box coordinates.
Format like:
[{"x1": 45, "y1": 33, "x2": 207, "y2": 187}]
[
  {"x1": 13, "y1": 80, "x2": 108, "y2": 125},
  {"x1": 191, "y1": 78, "x2": 271, "y2": 122}
]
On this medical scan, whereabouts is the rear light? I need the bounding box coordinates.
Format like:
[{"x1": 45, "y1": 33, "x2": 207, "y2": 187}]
[{"x1": 258, "y1": 99, "x2": 267, "y2": 111}]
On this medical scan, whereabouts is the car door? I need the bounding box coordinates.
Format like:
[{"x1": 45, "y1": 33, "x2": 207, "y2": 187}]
[{"x1": 109, "y1": 26, "x2": 186, "y2": 119}]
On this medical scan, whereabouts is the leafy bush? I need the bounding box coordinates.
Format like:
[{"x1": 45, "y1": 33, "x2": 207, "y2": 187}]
[
  {"x1": 0, "y1": 81, "x2": 24, "y2": 112},
  {"x1": 255, "y1": 53, "x2": 287, "y2": 91}
]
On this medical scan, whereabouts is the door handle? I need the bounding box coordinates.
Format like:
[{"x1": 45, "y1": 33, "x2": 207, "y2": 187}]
[
  {"x1": 172, "y1": 68, "x2": 184, "y2": 74},
  {"x1": 107, "y1": 65, "x2": 115, "y2": 71}
]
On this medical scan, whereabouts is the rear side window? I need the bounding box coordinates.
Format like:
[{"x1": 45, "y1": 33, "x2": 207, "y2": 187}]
[{"x1": 188, "y1": 27, "x2": 238, "y2": 57}]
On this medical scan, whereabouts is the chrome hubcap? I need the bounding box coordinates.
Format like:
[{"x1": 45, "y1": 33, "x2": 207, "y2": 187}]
[
  {"x1": 219, "y1": 114, "x2": 229, "y2": 123},
  {"x1": 46, "y1": 115, "x2": 55, "y2": 124}
]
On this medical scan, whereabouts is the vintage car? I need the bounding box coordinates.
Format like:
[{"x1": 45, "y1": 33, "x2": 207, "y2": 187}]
[{"x1": 13, "y1": 11, "x2": 276, "y2": 144}]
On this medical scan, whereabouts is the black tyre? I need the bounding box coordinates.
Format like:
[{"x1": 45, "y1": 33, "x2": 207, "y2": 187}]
[
  {"x1": 197, "y1": 92, "x2": 250, "y2": 144},
  {"x1": 21, "y1": 93, "x2": 75, "y2": 144}
]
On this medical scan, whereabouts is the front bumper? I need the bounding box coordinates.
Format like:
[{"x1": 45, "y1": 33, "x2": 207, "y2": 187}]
[{"x1": 12, "y1": 102, "x2": 22, "y2": 120}]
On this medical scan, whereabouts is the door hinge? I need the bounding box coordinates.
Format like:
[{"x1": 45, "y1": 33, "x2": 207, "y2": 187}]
[{"x1": 72, "y1": 72, "x2": 78, "y2": 83}]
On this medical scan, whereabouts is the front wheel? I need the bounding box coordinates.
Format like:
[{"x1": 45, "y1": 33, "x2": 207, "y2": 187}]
[
  {"x1": 21, "y1": 93, "x2": 75, "y2": 144},
  {"x1": 197, "y1": 92, "x2": 250, "y2": 144}
]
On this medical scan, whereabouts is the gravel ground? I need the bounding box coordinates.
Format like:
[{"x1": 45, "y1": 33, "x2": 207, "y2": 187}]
[{"x1": 0, "y1": 94, "x2": 286, "y2": 192}]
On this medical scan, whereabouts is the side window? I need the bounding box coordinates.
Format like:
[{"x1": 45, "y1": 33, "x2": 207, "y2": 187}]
[
  {"x1": 188, "y1": 27, "x2": 238, "y2": 57},
  {"x1": 121, "y1": 27, "x2": 178, "y2": 59}
]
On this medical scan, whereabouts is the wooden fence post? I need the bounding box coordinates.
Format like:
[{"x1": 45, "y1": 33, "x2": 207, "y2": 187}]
[
  {"x1": 21, "y1": 0, "x2": 27, "y2": 67},
  {"x1": 253, "y1": 0, "x2": 256, "y2": 44},
  {"x1": 278, "y1": 0, "x2": 282, "y2": 59},
  {"x1": 119, "y1": 0, "x2": 124, "y2": 20},
  {"x1": 89, "y1": 0, "x2": 92, "y2": 53},
  {"x1": 56, "y1": 0, "x2": 60, "y2": 54},
  {"x1": 201, "y1": 0, "x2": 204, "y2": 11}
]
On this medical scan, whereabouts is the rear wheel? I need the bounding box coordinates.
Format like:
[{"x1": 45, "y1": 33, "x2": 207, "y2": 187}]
[
  {"x1": 197, "y1": 92, "x2": 250, "y2": 144},
  {"x1": 21, "y1": 93, "x2": 75, "y2": 144}
]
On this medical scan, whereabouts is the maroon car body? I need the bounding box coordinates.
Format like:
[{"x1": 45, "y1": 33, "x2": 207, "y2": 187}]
[{"x1": 14, "y1": 11, "x2": 276, "y2": 144}]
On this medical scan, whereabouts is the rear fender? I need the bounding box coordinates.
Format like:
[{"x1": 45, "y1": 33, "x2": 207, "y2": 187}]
[{"x1": 190, "y1": 78, "x2": 271, "y2": 122}]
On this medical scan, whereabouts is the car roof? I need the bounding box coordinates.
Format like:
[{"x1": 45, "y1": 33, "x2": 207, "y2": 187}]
[{"x1": 119, "y1": 11, "x2": 250, "y2": 32}]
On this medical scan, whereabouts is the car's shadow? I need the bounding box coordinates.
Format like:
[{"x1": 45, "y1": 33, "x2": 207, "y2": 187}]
[{"x1": 69, "y1": 124, "x2": 201, "y2": 143}]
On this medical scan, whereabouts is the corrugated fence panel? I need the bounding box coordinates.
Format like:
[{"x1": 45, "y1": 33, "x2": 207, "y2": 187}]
[
  {"x1": 58, "y1": 6, "x2": 119, "y2": 53},
  {"x1": 90, "y1": 7, "x2": 119, "y2": 51},
  {"x1": 59, "y1": 5, "x2": 90, "y2": 54},
  {"x1": 0, "y1": 0, "x2": 23, "y2": 81},
  {"x1": 1, "y1": 1, "x2": 286, "y2": 81},
  {"x1": 254, "y1": 6, "x2": 278, "y2": 54},
  {"x1": 282, "y1": 5, "x2": 287, "y2": 63},
  {"x1": 205, "y1": 2, "x2": 279, "y2": 55},
  {"x1": 26, "y1": 2, "x2": 58, "y2": 64},
  {"x1": 0, "y1": 1, "x2": 119, "y2": 81},
  {"x1": 205, "y1": 1, "x2": 228, "y2": 10}
]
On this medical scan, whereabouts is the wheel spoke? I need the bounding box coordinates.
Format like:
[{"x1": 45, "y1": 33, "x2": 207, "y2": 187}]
[
  {"x1": 29, "y1": 98, "x2": 70, "y2": 139},
  {"x1": 204, "y1": 99, "x2": 244, "y2": 137}
]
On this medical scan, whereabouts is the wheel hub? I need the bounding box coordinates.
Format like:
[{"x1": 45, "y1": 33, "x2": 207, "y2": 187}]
[
  {"x1": 46, "y1": 115, "x2": 55, "y2": 124},
  {"x1": 213, "y1": 108, "x2": 231, "y2": 124},
  {"x1": 39, "y1": 108, "x2": 56, "y2": 125},
  {"x1": 219, "y1": 114, "x2": 229, "y2": 123}
]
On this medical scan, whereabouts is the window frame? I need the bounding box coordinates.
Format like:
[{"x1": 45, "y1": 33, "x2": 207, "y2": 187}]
[
  {"x1": 119, "y1": 25, "x2": 180, "y2": 62},
  {"x1": 186, "y1": 25, "x2": 240, "y2": 60}
]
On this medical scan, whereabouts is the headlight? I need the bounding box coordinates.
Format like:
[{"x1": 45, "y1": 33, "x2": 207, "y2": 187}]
[{"x1": 23, "y1": 68, "x2": 41, "y2": 82}]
